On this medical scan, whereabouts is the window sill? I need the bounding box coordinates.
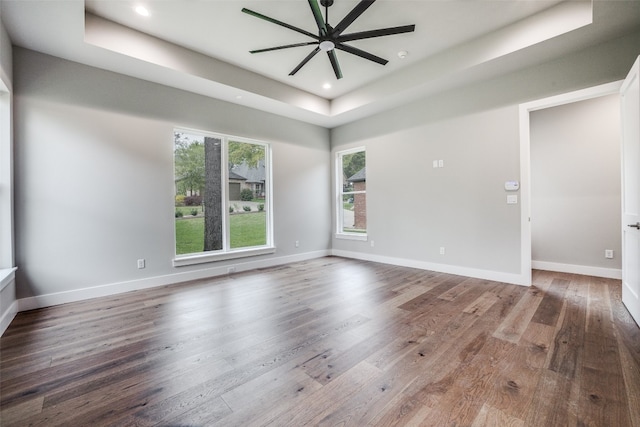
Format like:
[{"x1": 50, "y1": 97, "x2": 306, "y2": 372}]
[
  {"x1": 0, "y1": 267, "x2": 17, "y2": 292},
  {"x1": 173, "y1": 246, "x2": 276, "y2": 267},
  {"x1": 335, "y1": 233, "x2": 368, "y2": 242}
]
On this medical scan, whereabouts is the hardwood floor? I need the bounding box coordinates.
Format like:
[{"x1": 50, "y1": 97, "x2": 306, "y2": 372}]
[{"x1": 1, "y1": 257, "x2": 638, "y2": 426}]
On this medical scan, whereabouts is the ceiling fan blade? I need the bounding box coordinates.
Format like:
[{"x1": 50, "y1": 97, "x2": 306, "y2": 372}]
[
  {"x1": 335, "y1": 43, "x2": 388, "y2": 66},
  {"x1": 327, "y1": 50, "x2": 343, "y2": 79},
  {"x1": 242, "y1": 8, "x2": 318, "y2": 40},
  {"x1": 289, "y1": 47, "x2": 321, "y2": 76},
  {"x1": 333, "y1": 0, "x2": 376, "y2": 36},
  {"x1": 250, "y1": 42, "x2": 318, "y2": 54},
  {"x1": 308, "y1": 0, "x2": 327, "y2": 36},
  {"x1": 338, "y1": 25, "x2": 416, "y2": 43}
]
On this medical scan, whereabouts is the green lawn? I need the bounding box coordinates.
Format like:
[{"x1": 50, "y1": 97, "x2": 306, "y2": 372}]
[{"x1": 175, "y1": 212, "x2": 267, "y2": 255}]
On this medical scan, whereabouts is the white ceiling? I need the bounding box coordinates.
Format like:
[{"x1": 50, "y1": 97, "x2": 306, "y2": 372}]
[
  {"x1": 2, "y1": 0, "x2": 640, "y2": 127},
  {"x1": 83, "y1": 0, "x2": 563, "y2": 97}
]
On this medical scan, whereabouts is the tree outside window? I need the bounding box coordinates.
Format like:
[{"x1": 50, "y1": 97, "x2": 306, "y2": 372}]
[{"x1": 174, "y1": 129, "x2": 271, "y2": 257}]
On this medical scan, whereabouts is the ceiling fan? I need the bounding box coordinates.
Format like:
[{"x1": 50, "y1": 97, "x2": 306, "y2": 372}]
[{"x1": 242, "y1": 0, "x2": 416, "y2": 79}]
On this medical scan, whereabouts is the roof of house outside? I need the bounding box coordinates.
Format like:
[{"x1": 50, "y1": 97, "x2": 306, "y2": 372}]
[
  {"x1": 228, "y1": 170, "x2": 247, "y2": 181},
  {"x1": 231, "y1": 160, "x2": 265, "y2": 183},
  {"x1": 348, "y1": 167, "x2": 366, "y2": 183}
]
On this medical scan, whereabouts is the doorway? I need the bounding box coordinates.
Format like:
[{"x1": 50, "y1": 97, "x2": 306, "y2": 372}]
[{"x1": 519, "y1": 81, "x2": 623, "y2": 286}]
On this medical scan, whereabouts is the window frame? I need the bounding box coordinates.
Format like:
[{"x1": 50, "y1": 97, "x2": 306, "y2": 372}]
[
  {"x1": 172, "y1": 128, "x2": 274, "y2": 267},
  {"x1": 0, "y1": 79, "x2": 16, "y2": 289},
  {"x1": 335, "y1": 146, "x2": 367, "y2": 241}
]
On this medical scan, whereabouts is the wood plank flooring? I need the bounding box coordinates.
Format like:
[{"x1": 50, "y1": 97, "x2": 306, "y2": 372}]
[{"x1": 1, "y1": 257, "x2": 638, "y2": 426}]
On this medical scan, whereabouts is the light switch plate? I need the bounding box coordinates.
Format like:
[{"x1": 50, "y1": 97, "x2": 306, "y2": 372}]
[{"x1": 507, "y1": 195, "x2": 518, "y2": 204}]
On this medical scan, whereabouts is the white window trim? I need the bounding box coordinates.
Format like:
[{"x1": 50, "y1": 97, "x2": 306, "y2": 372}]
[
  {"x1": 335, "y1": 146, "x2": 367, "y2": 240},
  {"x1": 173, "y1": 247, "x2": 276, "y2": 267},
  {"x1": 336, "y1": 233, "x2": 368, "y2": 241},
  {"x1": 0, "y1": 81, "x2": 14, "y2": 269},
  {"x1": 173, "y1": 128, "x2": 274, "y2": 267}
]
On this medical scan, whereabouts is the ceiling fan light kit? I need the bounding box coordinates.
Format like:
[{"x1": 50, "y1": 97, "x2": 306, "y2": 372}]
[
  {"x1": 319, "y1": 40, "x2": 336, "y2": 51},
  {"x1": 242, "y1": 0, "x2": 416, "y2": 79}
]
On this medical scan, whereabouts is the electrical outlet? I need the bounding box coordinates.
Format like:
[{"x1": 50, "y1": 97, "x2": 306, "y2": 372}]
[
  {"x1": 605, "y1": 249, "x2": 614, "y2": 259},
  {"x1": 370, "y1": 240, "x2": 375, "y2": 247},
  {"x1": 439, "y1": 247, "x2": 445, "y2": 255},
  {"x1": 137, "y1": 259, "x2": 145, "y2": 269},
  {"x1": 295, "y1": 240, "x2": 299, "y2": 248}
]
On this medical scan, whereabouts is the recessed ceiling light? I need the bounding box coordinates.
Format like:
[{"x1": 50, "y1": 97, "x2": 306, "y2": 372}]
[
  {"x1": 135, "y1": 5, "x2": 150, "y2": 17},
  {"x1": 322, "y1": 83, "x2": 332, "y2": 90}
]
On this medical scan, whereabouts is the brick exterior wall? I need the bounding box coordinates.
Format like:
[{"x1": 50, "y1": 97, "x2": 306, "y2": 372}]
[{"x1": 353, "y1": 181, "x2": 366, "y2": 230}]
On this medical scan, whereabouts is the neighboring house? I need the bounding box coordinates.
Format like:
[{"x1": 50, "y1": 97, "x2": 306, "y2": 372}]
[
  {"x1": 231, "y1": 160, "x2": 266, "y2": 200},
  {"x1": 175, "y1": 161, "x2": 264, "y2": 202},
  {"x1": 227, "y1": 170, "x2": 247, "y2": 201},
  {"x1": 347, "y1": 167, "x2": 366, "y2": 230}
]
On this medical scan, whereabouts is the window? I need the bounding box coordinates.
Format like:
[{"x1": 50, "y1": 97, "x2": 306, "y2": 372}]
[
  {"x1": 336, "y1": 147, "x2": 366, "y2": 239},
  {"x1": 173, "y1": 129, "x2": 273, "y2": 266},
  {"x1": 0, "y1": 84, "x2": 13, "y2": 271},
  {"x1": 0, "y1": 81, "x2": 16, "y2": 289}
]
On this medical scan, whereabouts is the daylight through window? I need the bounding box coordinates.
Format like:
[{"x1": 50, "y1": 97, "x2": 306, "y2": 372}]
[
  {"x1": 174, "y1": 129, "x2": 272, "y2": 264},
  {"x1": 337, "y1": 147, "x2": 366, "y2": 238}
]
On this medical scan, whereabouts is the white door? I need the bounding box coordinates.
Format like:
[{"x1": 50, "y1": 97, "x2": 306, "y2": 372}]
[{"x1": 621, "y1": 55, "x2": 640, "y2": 327}]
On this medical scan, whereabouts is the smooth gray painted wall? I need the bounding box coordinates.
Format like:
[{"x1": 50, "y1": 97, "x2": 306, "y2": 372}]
[
  {"x1": 333, "y1": 106, "x2": 521, "y2": 274},
  {"x1": 13, "y1": 48, "x2": 331, "y2": 299},
  {"x1": 331, "y1": 31, "x2": 640, "y2": 276},
  {"x1": 530, "y1": 94, "x2": 621, "y2": 269}
]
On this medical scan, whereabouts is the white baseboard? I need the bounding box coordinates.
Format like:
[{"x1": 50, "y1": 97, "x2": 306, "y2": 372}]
[
  {"x1": 532, "y1": 260, "x2": 622, "y2": 279},
  {"x1": 6, "y1": 251, "x2": 622, "y2": 334},
  {"x1": 17, "y1": 250, "x2": 331, "y2": 313},
  {"x1": 331, "y1": 250, "x2": 529, "y2": 286}
]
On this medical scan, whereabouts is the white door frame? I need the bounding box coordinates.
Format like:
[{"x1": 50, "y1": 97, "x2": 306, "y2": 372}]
[{"x1": 518, "y1": 81, "x2": 623, "y2": 286}]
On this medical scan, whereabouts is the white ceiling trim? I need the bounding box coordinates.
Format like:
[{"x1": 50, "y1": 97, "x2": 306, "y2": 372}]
[
  {"x1": 85, "y1": 14, "x2": 334, "y2": 126},
  {"x1": 5, "y1": 1, "x2": 639, "y2": 128},
  {"x1": 83, "y1": 2, "x2": 592, "y2": 127}
]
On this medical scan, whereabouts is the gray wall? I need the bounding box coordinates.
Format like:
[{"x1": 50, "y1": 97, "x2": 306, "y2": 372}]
[
  {"x1": 331, "y1": 31, "x2": 640, "y2": 277},
  {"x1": 9, "y1": 28, "x2": 640, "y2": 302},
  {"x1": 333, "y1": 106, "x2": 521, "y2": 274},
  {"x1": 531, "y1": 94, "x2": 621, "y2": 269},
  {"x1": 13, "y1": 48, "x2": 331, "y2": 300}
]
